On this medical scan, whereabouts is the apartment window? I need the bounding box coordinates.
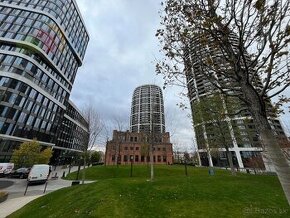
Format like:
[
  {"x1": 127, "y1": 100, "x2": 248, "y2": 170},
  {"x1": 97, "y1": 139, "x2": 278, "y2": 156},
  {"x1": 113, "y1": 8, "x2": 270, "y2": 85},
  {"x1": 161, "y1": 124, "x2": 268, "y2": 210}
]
[{"x1": 158, "y1": 156, "x2": 161, "y2": 162}]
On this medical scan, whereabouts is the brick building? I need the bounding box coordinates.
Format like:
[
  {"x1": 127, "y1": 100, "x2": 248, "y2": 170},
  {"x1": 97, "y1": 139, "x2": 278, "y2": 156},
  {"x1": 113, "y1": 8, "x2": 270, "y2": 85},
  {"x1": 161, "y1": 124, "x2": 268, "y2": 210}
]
[{"x1": 105, "y1": 130, "x2": 173, "y2": 165}]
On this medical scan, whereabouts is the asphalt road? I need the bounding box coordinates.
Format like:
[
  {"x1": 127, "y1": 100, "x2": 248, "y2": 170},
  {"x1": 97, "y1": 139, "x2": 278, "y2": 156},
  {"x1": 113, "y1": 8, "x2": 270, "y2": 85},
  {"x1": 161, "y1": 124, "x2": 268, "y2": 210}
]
[
  {"x1": 0, "y1": 166, "x2": 82, "y2": 199},
  {"x1": 0, "y1": 166, "x2": 94, "y2": 218},
  {"x1": 0, "y1": 180, "x2": 14, "y2": 189}
]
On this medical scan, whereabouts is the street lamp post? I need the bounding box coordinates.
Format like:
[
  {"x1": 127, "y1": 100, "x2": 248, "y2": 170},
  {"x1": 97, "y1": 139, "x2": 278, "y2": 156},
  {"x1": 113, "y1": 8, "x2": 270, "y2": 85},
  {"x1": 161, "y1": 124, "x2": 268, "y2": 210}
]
[{"x1": 130, "y1": 155, "x2": 134, "y2": 177}]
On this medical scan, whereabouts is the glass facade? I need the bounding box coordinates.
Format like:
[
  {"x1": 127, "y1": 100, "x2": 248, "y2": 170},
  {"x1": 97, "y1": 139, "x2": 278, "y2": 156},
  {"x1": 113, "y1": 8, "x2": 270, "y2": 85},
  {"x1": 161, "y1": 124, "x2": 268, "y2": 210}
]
[
  {"x1": 0, "y1": 0, "x2": 89, "y2": 162},
  {"x1": 57, "y1": 100, "x2": 88, "y2": 152}
]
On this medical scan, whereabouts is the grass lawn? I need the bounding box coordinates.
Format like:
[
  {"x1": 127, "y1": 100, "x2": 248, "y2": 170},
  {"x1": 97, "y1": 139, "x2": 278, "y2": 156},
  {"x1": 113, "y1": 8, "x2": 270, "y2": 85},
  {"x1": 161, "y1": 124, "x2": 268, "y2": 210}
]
[{"x1": 8, "y1": 165, "x2": 290, "y2": 218}]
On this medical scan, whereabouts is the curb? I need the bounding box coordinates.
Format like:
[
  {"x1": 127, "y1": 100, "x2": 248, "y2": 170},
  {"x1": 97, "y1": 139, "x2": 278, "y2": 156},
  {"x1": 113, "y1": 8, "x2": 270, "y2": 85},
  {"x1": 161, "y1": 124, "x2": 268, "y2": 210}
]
[{"x1": 0, "y1": 191, "x2": 8, "y2": 203}]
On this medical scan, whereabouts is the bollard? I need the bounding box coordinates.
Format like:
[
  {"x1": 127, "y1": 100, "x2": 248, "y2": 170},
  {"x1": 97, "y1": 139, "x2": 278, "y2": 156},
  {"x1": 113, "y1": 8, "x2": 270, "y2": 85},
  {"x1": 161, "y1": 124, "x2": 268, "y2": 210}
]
[
  {"x1": 62, "y1": 171, "x2": 65, "y2": 178},
  {"x1": 208, "y1": 168, "x2": 215, "y2": 176},
  {"x1": 51, "y1": 172, "x2": 58, "y2": 179},
  {"x1": 43, "y1": 181, "x2": 48, "y2": 193},
  {"x1": 24, "y1": 182, "x2": 29, "y2": 196}
]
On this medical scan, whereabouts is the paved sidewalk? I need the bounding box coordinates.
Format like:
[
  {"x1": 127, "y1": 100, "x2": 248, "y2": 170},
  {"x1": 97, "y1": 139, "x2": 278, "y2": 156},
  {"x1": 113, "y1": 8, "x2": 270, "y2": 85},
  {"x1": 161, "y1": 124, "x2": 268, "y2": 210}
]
[
  {"x1": 0, "y1": 195, "x2": 41, "y2": 218},
  {"x1": 0, "y1": 165, "x2": 91, "y2": 218}
]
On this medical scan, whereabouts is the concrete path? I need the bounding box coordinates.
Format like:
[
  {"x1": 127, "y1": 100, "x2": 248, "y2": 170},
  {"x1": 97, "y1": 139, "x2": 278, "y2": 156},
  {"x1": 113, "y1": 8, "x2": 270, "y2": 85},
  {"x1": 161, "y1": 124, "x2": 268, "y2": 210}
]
[
  {"x1": 0, "y1": 195, "x2": 41, "y2": 218},
  {"x1": 0, "y1": 165, "x2": 92, "y2": 218}
]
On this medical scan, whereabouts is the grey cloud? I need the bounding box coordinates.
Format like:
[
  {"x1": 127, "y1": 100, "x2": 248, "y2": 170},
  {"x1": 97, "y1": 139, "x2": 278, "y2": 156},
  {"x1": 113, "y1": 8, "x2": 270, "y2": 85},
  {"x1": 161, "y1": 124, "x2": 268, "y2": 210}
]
[{"x1": 73, "y1": 0, "x2": 195, "y2": 149}]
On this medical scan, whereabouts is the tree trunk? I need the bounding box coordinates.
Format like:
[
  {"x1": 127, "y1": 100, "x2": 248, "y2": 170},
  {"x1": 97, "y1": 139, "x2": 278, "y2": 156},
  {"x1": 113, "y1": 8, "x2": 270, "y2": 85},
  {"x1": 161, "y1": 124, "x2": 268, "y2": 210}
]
[
  {"x1": 115, "y1": 142, "x2": 119, "y2": 166},
  {"x1": 241, "y1": 81, "x2": 290, "y2": 205},
  {"x1": 76, "y1": 162, "x2": 81, "y2": 180},
  {"x1": 207, "y1": 151, "x2": 213, "y2": 167},
  {"x1": 225, "y1": 146, "x2": 236, "y2": 175},
  {"x1": 257, "y1": 122, "x2": 290, "y2": 205},
  {"x1": 82, "y1": 155, "x2": 86, "y2": 185},
  {"x1": 184, "y1": 161, "x2": 188, "y2": 176},
  {"x1": 150, "y1": 145, "x2": 154, "y2": 181}
]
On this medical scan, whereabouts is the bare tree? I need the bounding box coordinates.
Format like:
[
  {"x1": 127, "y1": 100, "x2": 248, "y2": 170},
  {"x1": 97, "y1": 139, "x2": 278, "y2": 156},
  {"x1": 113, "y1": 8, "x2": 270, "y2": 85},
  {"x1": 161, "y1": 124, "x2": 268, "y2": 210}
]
[
  {"x1": 156, "y1": 0, "x2": 290, "y2": 204},
  {"x1": 81, "y1": 104, "x2": 103, "y2": 184},
  {"x1": 111, "y1": 116, "x2": 128, "y2": 166},
  {"x1": 112, "y1": 115, "x2": 128, "y2": 132},
  {"x1": 103, "y1": 115, "x2": 129, "y2": 167},
  {"x1": 193, "y1": 93, "x2": 241, "y2": 175}
]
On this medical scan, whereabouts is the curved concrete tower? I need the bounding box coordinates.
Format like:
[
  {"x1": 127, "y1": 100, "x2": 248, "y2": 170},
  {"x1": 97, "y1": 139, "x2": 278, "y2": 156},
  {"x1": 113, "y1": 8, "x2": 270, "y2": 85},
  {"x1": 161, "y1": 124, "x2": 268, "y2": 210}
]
[{"x1": 130, "y1": 84, "x2": 165, "y2": 134}]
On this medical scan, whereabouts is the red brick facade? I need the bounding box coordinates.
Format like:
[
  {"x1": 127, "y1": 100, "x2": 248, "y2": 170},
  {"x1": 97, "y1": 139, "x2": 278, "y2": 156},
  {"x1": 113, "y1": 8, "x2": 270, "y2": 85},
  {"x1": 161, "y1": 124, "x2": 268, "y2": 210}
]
[{"x1": 105, "y1": 130, "x2": 173, "y2": 165}]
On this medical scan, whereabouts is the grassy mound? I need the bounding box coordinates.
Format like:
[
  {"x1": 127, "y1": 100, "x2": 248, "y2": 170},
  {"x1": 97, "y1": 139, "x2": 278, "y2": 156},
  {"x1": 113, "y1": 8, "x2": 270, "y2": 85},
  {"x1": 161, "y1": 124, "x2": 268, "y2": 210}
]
[{"x1": 8, "y1": 165, "x2": 290, "y2": 218}]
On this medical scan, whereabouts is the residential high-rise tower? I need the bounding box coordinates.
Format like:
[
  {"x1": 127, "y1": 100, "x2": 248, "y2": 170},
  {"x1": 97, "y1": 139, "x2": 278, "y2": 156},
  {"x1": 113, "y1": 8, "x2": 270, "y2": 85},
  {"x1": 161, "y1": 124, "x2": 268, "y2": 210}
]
[
  {"x1": 105, "y1": 84, "x2": 173, "y2": 165},
  {"x1": 185, "y1": 33, "x2": 286, "y2": 169},
  {"x1": 130, "y1": 84, "x2": 165, "y2": 134}
]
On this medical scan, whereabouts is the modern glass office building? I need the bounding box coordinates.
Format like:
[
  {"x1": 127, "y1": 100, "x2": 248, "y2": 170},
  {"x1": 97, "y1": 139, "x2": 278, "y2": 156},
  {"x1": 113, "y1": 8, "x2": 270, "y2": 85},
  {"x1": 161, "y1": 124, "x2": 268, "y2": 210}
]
[
  {"x1": 0, "y1": 0, "x2": 89, "y2": 162},
  {"x1": 130, "y1": 84, "x2": 165, "y2": 134}
]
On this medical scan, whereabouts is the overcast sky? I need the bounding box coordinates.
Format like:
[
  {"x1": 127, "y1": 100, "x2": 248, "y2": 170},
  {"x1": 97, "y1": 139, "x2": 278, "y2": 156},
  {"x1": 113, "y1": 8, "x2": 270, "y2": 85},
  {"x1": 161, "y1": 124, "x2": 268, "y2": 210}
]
[
  {"x1": 72, "y1": 0, "x2": 194, "y2": 151},
  {"x1": 71, "y1": 0, "x2": 290, "y2": 151}
]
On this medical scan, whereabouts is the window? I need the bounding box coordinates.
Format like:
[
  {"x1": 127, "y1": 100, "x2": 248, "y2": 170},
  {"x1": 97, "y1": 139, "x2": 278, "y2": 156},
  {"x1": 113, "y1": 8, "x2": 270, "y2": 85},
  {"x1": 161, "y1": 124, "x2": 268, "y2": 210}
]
[
  {"x1": 18, "y1": 83, "x2": 28, "y2": 93},
  {"x1": 24, "y1": 100, "x2": 33, "y2": 111},
  {"x1": 18, "y1": 112, "x2": 27, "y2": 123},
  {"x1": 158, "y1": 156, "x2": 161, "y2": 162},
  {"x1": 6, "y1": 108, "x2": 16, "y2": 119},
  {"x1": 8, "y1": 93, "x2": 17, "y2": 104},
  {"x1": 26, "y1": 115, "x2": 34, "y2": 126},
  {"x1": 9, "y1": 79, "x2": 19, "y2": 89},
  {"x1": 32, "y1": 104, "x2": 40, "y2": 114},
  {"x1": 1, "y1": 122, "x2": 13, "y2": 135},
  {"x1": 0, "y1": 106, "x2": 8, "y2": 117},
  {"x1": 34, "y1": 118, "x2": 41, "y2": 128},
  {"x1": 29, "y1": 89, "x2": 37, "y2": 99}
]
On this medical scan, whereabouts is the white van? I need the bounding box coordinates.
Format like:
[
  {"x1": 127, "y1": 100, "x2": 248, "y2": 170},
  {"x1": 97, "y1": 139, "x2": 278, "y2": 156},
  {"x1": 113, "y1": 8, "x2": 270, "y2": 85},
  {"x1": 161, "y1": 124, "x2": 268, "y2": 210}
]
[
  {"x1": 0, "y1": 163, "x2": 14, "y2": 177},
  {"x1": 27, "y1": 164, "x2": 50, "y2": 184}
]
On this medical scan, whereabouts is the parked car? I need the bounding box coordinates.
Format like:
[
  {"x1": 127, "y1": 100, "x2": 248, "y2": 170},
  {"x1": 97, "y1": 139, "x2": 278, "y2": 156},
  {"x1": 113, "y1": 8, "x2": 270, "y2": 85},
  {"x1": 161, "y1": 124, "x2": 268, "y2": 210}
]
[
  {"x1": 27, "y1": 164, "x2": 49, "y2": 185},
  {"x1": 0, "y1": 163, "x2": 14, "y2": 177},
  {"x1": 10, "y1": 167, "x2": 30, "y2": 179}
]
